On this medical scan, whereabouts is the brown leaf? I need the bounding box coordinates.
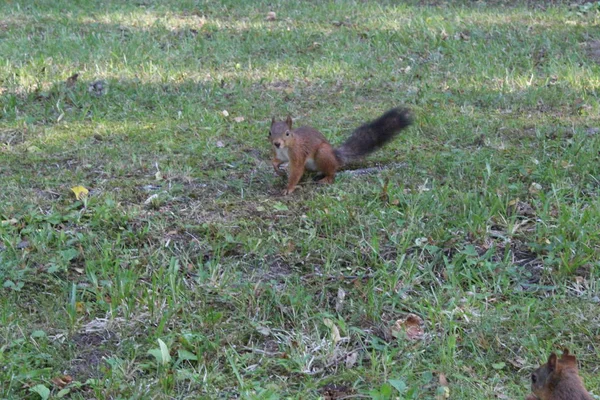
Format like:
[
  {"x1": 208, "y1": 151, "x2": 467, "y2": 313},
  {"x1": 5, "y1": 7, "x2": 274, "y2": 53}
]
[
  {"x1": 391, "y1": 313, "x2": 424, "y2": 341},
  {"x1": 266, "y1": 12, "x2": 276, "y2": 21},
  {"x1": 439, "y1": 372, "x2": 448, "y2": 387},
  {"x1": 234, "y1": 116, "x2": 245, "y2": 123},
  {"x1": 66, "y1": 73, "x2": 79, "y2": 88},
  {"x1": 51, "y1": 375, "x2": 73, "y2": 388}
]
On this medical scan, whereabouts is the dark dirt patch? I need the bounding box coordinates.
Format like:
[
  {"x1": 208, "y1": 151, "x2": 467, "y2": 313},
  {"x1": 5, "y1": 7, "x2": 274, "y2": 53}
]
[
  {"x1": 320, "y1": 383, "x2": 355, "y2": 400},
  {"x1": 246, "y1": 257, "x2": 296, "y2": 284},
  {"x1": 68, "y1": 328, "x2": 118, "y2": 381}
]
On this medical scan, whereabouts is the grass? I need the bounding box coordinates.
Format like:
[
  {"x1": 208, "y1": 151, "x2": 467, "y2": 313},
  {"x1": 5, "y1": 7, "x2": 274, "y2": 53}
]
[{"x1": 1, "y1": 0, "x2": 600, "y2": 398}]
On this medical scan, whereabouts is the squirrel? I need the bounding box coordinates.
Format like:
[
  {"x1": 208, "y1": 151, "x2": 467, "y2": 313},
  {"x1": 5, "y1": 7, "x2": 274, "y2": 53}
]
[
  {"x1": 268, "y1": 107, "x2": 412, "y2": 195},
  {"x1": 526, "y1": 348, "x2": 593, "y2": 400}
]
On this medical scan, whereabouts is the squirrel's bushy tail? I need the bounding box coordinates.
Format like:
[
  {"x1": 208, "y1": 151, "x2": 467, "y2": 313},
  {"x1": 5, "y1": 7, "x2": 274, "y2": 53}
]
[{"x1": 335, "y1": 107, "x2": 412, "y2": 165}]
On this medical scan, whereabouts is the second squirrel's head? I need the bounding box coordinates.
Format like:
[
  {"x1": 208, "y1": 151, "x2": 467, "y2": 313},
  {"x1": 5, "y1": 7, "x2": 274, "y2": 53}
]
[
  {"x1": 269, "y1": 115, "x2": 294, "y2": 149},
  {"x1": 531, "y1": 349, "x2": 579, "y2": 398}
]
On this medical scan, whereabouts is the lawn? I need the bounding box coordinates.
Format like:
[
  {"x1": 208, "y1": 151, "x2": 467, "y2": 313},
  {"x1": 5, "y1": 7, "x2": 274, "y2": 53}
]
[{"x1": 1, "y1": 0, "x2": 600, "y2": 399}]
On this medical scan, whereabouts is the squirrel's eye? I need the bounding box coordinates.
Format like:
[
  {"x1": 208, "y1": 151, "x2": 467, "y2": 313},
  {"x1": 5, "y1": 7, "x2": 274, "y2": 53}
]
[
  {"x1": 285, "y1": 131, "x2": 290, "y2": 136},
  {"x1": 531, "y1": 374, "x2": 537, "y2": 383}
]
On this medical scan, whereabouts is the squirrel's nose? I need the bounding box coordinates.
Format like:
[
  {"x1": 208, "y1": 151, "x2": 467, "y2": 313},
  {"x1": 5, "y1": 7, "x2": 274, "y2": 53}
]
[{"x1": 274, "y1": 142, "x2": 281, "y2": 148}]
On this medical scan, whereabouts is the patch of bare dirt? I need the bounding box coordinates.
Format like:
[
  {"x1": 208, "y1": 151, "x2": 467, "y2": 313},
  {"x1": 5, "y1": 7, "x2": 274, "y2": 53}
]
[
  {"x1": 246, "y1": 257, "x2": 296, "y2": 284},
  {"x1": 320, "y1": 383, "x2": 355, "y2": 400},
  {"x1": 69, "y1": 328, "x2": 118, "y2": 381}
]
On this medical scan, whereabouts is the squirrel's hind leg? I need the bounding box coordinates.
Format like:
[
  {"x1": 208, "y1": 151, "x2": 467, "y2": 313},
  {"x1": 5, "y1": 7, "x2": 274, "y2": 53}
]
[{"x1": 315, "y1": 144, "x2": 338, "y2": 184}]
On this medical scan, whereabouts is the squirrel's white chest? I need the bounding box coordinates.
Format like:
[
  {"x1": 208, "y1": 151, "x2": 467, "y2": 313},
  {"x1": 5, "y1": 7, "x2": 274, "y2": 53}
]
[{"x1": 275, "y1": 147, "x2": 290, "y2": 162}]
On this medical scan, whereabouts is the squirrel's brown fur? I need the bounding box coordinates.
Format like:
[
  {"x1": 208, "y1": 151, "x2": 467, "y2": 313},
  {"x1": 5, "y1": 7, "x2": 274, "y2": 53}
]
[
  {"x1": 269, "y1": 108, "x2": 412, "y2": 195},
  {"x1": 527, "y1": 349, "x2": 593, "y2": 400}
]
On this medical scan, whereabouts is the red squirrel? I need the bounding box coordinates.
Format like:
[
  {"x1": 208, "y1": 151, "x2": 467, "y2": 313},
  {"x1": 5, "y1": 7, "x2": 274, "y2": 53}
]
[
  {"x1": 527, "y1": 349, "x2": 593, "y2": 400},
  {"x1": 269, "y1": 108, "x2": 412, "y2": 195}
]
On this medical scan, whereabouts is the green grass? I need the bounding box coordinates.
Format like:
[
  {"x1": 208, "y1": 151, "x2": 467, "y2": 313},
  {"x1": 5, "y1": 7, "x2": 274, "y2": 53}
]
[{"x1": 1, "y1": 0, "x2": 600, "y2": 398}]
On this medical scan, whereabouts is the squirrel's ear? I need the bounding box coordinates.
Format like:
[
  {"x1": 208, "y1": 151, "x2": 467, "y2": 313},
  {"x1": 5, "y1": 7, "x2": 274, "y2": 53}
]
[
  {"x1": 271, "y1": 117, "x2": 276, "y2": 126},
  {"x1": 548, "y1": 353, "x2": 558, "y2": 372},
  {"x1": 560, "y1": 349, "x2": 578, "y2": 369},
  {"x1": 286, "y1": 115, "x2": 292, "y2": 129}
]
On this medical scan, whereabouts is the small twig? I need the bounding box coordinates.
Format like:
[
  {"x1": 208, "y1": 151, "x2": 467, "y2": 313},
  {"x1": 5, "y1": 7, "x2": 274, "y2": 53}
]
[{"x1": 241, "y1": 346, "x2": 284, "y2": 357}]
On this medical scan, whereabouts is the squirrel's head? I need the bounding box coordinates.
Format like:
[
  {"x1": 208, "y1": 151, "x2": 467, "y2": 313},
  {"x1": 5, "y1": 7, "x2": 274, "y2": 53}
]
[
  {"x1": 269, "y1": 115, "x2": 294, "y2": 149},
  {"x1": 531, "y1": 349, "x2": 579, "y2": 398}
]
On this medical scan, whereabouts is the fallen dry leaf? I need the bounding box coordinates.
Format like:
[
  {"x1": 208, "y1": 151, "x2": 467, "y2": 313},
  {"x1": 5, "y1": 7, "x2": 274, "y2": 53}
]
[
  {"x1": 345, "y1": 351, "x2": 358, "y2": 368},
  {"x1": 323, "y1": 318, "x2": 342, "y2": 344},
  {"x1": 51, "y1": 375, "x2": 73, "y2": 388},
  {"x1": 528, "y1": 182, "x2": 542, "y2": 194},
  {"x1": 216, "y1": 140, "x2": 225, "y2": 148},
  {"x1": 66, "y1": 73, "x2": 79, "y2": 88},
  {"x1": 392, "y1": 313, "x2": 424, "y2": 341},
  {"x1": 436, "y1": 372, "x2": 450, "y2": 399},
  {"x1": 222, "y1": 110, "x2": 229, "y2": 117},
  {"x1": 144, "y1": 194, "x2": 159, "y2": 205},
  {"x1": 508, "y1": 356, "x2": 527, "y2": 369},
  {"x1": 256, "y1": 325, "x2": 271, "y2": 336},
  {"x1": 266, "y1": 11, "x2": 276, "y2": 21},
  {"x1": 439, "y1": 372, "x2": 448, "y2": 387},
  {"x1": 70, "y1": 185, "x2": 89, "y2": 200},
  {"x1": 335, "y1": 287, "x2": 346, "y2": 313},
  {"x1": 234, "y1": 116, "x2": 245, "y2": 123},
  {"x1": 1, "y1": 218, "x2": 18, "y2": 226}
]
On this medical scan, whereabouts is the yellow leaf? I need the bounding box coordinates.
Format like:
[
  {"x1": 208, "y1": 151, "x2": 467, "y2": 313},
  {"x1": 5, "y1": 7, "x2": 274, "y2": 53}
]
[
  {"x1": 70, "y1": 186, "x2": 89, "y2": 200},
  {"x1": 75, "y1": 302, "x2": 85, "y2": 313}
]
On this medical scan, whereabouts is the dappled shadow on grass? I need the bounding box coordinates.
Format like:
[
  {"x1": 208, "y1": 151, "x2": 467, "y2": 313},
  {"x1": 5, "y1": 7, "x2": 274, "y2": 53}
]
[{"x1": 1, "y1": 0, "x2": 595, "y2": 130}]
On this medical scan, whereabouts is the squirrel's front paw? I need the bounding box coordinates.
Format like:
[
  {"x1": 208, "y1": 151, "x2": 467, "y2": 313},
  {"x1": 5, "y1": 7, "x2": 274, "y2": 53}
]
[{"x1": 282, "y1": 187, "x2": 296, "y2": 195}]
